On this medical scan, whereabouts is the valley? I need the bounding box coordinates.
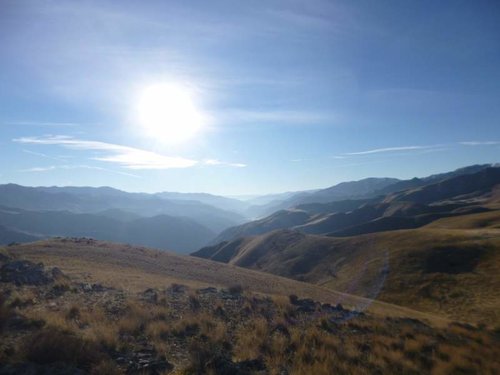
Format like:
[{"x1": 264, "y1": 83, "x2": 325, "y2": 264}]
[{"x1": 1, "y1": 164, "x2": 499, "y2": 374}]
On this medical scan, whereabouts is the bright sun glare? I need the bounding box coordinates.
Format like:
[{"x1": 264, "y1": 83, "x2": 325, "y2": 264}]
[{"x1": 137, "y1": 83, "x2": 203, "y2": 143}]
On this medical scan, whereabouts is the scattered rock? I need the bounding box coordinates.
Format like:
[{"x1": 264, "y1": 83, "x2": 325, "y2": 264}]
[
  {"x1": 141, "y1": 288, "x2": 158, "y2": 304},
  {"x1": 271, "y1": 323, "x2": 290, "y2": 338},
  {"x1": 0, "y1": 260, "x2": 53, "y2": 286},
  {"x1": 115, "y1": 349, "x2": 173, "y2": 374},
  {"x1": 291, "y1": 297, "x2": 318, "y2": 313},
  {"x1": 167, "y1": 283, "x2": 187, "y2": 295},
  {"x1": 197, "y1": 287, "x2": 218, "y2": 295},
  {"x1": 80, "y1": 283, "x2": 108, "y2": 293},
  {"x1": 51, "y1": 267, "x2": 66, "y2": 281}
]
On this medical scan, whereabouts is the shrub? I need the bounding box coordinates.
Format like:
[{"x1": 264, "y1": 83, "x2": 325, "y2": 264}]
[
  {"x1": 289, "y1": 294, "x2": 299, "y2": 305},
  {"x1": 183, "y1": 339, "x2": 233, "y2": 375},
  {"x1": 66, "y1": 305, "x2": 80, "y2": 320},
  {"x1": 24, "y1": 328, "x2": 102, "y2": 370},
  {"x1": 0, "y1": 293, "x2": 12, "y2": 332},
  {"x1": 189, "y1": 294, "x2": 201, "y2": 311},
  {"x1": 90, "y1": 359, "x2": 124, "y2": 375},
  {"x1": 228, "y1": 284, "x2": 244, "y2": 295}
]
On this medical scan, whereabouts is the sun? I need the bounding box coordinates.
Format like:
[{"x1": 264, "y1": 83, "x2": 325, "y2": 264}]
[{"x1": 136, "y1": 83, "x2": 204, "y2": 143}]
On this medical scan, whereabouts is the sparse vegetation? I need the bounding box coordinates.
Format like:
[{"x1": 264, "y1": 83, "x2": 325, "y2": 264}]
[
  {"x1": 23, "y1": 328, "x2": 102, "y2": 369},
  {"x1": 1, "y1": 238, "x2": 499, "y2": 373},
  {"x1": 1, "y1": 274, "x2": 499, "y2": 374}
]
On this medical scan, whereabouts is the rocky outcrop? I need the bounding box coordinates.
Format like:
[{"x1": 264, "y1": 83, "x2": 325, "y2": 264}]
[{"x1": 0, "y1": 260, "x2": 54, "y2": 286}]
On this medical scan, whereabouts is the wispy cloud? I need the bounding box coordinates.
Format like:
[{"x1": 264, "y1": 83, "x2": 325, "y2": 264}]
[
  {"x1": 222, "y1": 109, "x2": 335, "y2": 125},
  {"x1": 6, "y1": 121, "x2": 79, "y2": 127},
  {"x1": 20, "y1": 164, "x2": 140, "y2": 178},
  {"x1": 22, "y1": 149, "x2": 66, "y2": 161},
  {"x1": 21, "y1": 166, "x2": 58, "y2": 172},
  {"x1": 344, "y1": 145, "x2": 437, "y2": 156},
  {"x1": 203, "y1": 159, "x2": 246, "y2": 168},
  {"x1": 14, "y1": 135, "x2": 197, "y2": 170},
  {"x1": 14, "y1": 135, "x2": 245, "y2": 170},
  {"x1": 459, "y1": 141, "x2": 500, "y2": 146}
]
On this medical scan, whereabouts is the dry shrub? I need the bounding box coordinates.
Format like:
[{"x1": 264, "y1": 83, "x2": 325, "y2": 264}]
[
  {"x1": 90, "y1": 359, "x2": 124, "y2": 375},
  {"x1": 0, "y1": 293, "x2": 12, "y2": 332},
  {"x1": 118, "y1": 301, "x2": 150, "y2": 335},
  {"x1": 66, "y1": 305, "x2": 80, "y2": 320},
  {"x1": 199, "y1": 319, "x2": 228, "y2": 344},
  {"x1": 233, "y1": 317, "x2": 269, "y2": 361},
  {"x1": 272, "y1": 295, "x2": 292, "y2": 310},
  {"x1": 263, "y1": 332, "x2": 289, "y2": 371},
  {"x1": 170, "y1": 316, "x2": 200, "y2": 338},
  {"x1": 25, "y1": 308, "x2": 74, "y2": 332},
  {"x1": 188, "y1": 293, "x2": 201, "y2": 312},
  {"x1": 83, "y1": 322, "x2": 120, "y2": 351},
  {"x1": 23, "y1": 327, "x2": 103, "y2": 369},
  {"x1": 183, "y1": 338, "x2": 231, "y2": 375},
  {"x1": 146, "y1": 320, "x2": 171, "y2": 340},
  {"x1": 228, "y1": 284, "x2": 244, "y2": 295}
]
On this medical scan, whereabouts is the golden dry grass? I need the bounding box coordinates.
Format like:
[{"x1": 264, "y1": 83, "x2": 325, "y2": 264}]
[
  {"x1": 197, "y1": 213, "x2": 500, "y2": 326},
  {"x1": 4, "y1": 238, "x2": 450, "y2": 325},
  {"x1": 1, "y1": 273, "x2": 499, "y2": 374}
]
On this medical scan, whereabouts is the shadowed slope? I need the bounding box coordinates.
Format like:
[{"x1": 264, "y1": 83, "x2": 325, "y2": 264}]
[
  {"x1": 213, "y1": 167, "x2": 500, "y2": 244},
  {"x1": 194, "y1": 212, "x2": 500, "y2": 325}
]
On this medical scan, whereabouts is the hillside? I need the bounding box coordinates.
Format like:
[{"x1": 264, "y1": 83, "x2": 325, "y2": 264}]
[
  {"x1": 1, "y1": 239, "x2": 447, "y2": 322},
  {"x1": 194, "y1": 210, "x2": 500, "y2": 325},
  {"x1": 2, "y1": 239, "x2": 498, "y2": 374},
  {"x1": 213, "y1": 166, "x2": 500, "y2": 243},
  {"x1": 247, "y1": 164, "x2": 494, "y2": 217},
  {"x1": 385, "y1": 166, "x2": 500, "y2": 204},
  {"x1": 0, "y1": 184, "x2": 244, "y2": 234},
  {"x1": 246, "y1": 178, "x2": 399, "y2": 217},
  {"x1": 0, "y1": 206, "x2": 214, "y2": 253},
  {"x1": 0, "y1": 225, "x2": 40, "y2": 245}
]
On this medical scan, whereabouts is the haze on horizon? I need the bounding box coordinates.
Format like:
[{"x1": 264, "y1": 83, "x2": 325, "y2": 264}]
[{"x1": 1, "y1": 0, "x2": 499, "y2": 195}]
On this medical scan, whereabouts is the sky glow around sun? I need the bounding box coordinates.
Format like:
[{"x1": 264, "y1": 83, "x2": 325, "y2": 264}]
[{"x1": 136, "y1": 83, "x2": 204, "y2": 144}]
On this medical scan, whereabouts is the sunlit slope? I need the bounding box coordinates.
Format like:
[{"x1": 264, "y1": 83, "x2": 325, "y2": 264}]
[
  {"x1": 194, "y1": 212, "x2": 500, "y2": 325},
  {"x1": 3, "y1": 238, "x2": 450, "y2": 325},
  {"x1": 424, "y1": 209, "x2": 500, "y2": 230}
]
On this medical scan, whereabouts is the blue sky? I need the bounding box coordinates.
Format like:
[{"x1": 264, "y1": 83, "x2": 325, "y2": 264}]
[{"x1": 1, "y1": 0, "x2": 499, "y2": 195}]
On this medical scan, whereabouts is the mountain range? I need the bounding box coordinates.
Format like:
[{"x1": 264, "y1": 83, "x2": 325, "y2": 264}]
[
  {"x1": 0, "y1": 164, "x2": 497, "y2": 255},
  {"x1": 193, "y1": 166, "x2": 500, "y2": 324},
  {"x1": 212, "y1": 166, "x2": 499, "y2": 243}
]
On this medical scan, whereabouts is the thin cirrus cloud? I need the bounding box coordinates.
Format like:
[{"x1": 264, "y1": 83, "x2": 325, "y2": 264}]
[
  {"x1": 20, "y1": 165, "x2": 140, "y2": 178},
  {"x1": 343, "y1": 145, "x2": 438, "y2": 156},
  {"x1": 221, "y1": 109, "x2": 335, "y2": 125},
  {"x1": 22, "y1": 149, "x2": 68, "y2": 162},
  {"x1": 13, "y1": 135, "x2": 245, "y2": 170},
  {"x1": 203, "y1": 159, "x2": 247, "y2": 168},
  {"x1": 5, "y1": 121, "x2": 80, "y2": 127},
  {"x1": 459, "y1": 141, "x2": 500, "y2": 146}
]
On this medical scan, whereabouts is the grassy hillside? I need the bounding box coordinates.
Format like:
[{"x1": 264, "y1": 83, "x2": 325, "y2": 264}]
[
  {"x1": 385, "y1": 167, "x2": 500, "y2": 205},
  {"x1": 214, "y1": 168, "x2": 500, "y2": 244},
  {"x1": 0, "y1": 254, "x2": 500, "y2": 375},
  {"x1": 3, "y1": 238, "x2": 450, "y2": 324},
  {"x1": 194, "y1": 211, "x2": 500, "y2": 325},
  {"x1": 425, "y1": 210, "x2": 500, "y2": 229},
  {"x1": 1, "y1": 239, "x2": 499, "y2": 374}
]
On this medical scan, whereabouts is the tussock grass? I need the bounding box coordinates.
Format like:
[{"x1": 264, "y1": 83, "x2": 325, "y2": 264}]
[
  {"x1": 1, "y1": 239, "x2": 499, "y2": 373},
  {"x1": 2, "y1": 283, "x2": 499, "y2": 374}
]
